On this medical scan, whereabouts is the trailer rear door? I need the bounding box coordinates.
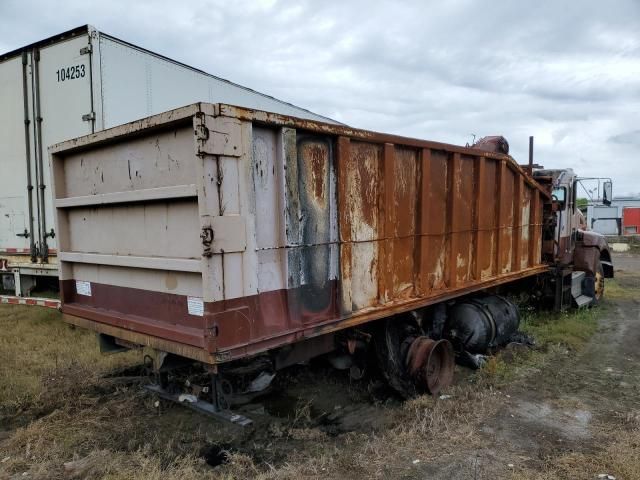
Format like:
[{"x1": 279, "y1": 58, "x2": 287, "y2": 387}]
[
  {"x1": 0, "y1": 56, "x2": 31, "y2": 253},
  {"x1": 35, "y1": 34, "x2": 95, "y2": 254}
]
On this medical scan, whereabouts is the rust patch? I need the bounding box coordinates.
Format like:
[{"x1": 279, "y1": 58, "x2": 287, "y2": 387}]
[
  {"x1": 348, "y1": 141, "x2": 381, "y2": 233},
  {"x1": 165, "y1": 273, "x2": 178, "y2": 291},
  {"x1": 302, "y1": 142, "x2": 327, "y2": 201}
]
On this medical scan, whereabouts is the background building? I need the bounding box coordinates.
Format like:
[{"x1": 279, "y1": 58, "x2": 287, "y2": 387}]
[{"x1": 587, "y1": 196, "x2": 640, "y2": 235}]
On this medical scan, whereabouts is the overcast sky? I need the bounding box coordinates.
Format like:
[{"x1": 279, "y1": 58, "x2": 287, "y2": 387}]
[{"x1": 2, "y1": 0, "x2": 639, "y2": 196}]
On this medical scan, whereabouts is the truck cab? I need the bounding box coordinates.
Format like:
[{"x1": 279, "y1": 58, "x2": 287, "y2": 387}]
[{"x1": 534, "y1": 168, "x2": 614, "y2": 307}]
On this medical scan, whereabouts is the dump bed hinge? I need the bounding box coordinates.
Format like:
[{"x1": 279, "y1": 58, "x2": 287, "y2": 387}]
[
  {"x1": 200, "y1": 226, "x2": 214, "y2": 258},
  {"x1": 194, "y1": 115, "x2": 242, "y2": 157},
  {"x1": 195, "y1": 123, "x2": 209, "y2": 142},
  {"x1": 80, "y1": 45, "x2": 92, "y2": 55}
]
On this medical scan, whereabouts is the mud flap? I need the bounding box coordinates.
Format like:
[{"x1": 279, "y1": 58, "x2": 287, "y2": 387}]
[{"x1": 601, "y1": 260, "x2": 614, "y2": 278}]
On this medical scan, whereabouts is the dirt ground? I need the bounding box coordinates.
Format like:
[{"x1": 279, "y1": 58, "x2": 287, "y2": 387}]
[
  {"x1": 422, "y1": 253, "x2": 640, "y2": 479},
  {"x1": 0, "y1": 253, "x2": 639, "y2": 479}
]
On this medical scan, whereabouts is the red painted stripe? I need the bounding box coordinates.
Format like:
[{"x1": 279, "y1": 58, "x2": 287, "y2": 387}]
[{"x1": 0, "y1": 295, "x2": 61, "y2": 309}]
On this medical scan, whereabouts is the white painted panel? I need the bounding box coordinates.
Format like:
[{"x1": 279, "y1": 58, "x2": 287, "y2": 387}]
[
  {"x1": 60, "y1": 126, "x2": 197, "y2": 198},
  {"x1": 252, "y1": 127, "x2": 282, "y2": 249},
  {"x1": 238, "y1": 121, "x2": 259, "y2": 298},
  {"x1": 98, "y1": 36, "x2": 163, "y2": 128},
  {"x1": 350, "y1": 241, "x2": 379, "y2": 310},
  {"x1": 223, "y1": 253, "x2": 244, "y2": 299},
  {"x1": 257, "y1": 249, "x2": 286, "y2": 292},
  {"x1": 71, "y1": 263, "x2": 202, "y2": 297},
  {"x1": 0, "y1": 197, "x2": 27, "y2": 245},
  {"x1": 219, "y1": 152, "x2": 244, "y2": 298},
  {"x1": 0, "y1": 56, "x2": 30, "y2": 249},
  {"x1": 219, "y1": 156, "x2": 241, "y2": 215},
  {"x1": 61, "y1": 252, "x2": 201, "y2": 272},
  {"x1": 37, "y1": 34, "x2": 94, "y2": 250},
  {"x1": 98, "y1": 35, "x2": 336, "y2": 129},
  {"x1": 66, "y1": 200, "x2": 200, "y2": 259},
  {"x1": 250, "y1": 126, "x2": 304, "y2": 295}
]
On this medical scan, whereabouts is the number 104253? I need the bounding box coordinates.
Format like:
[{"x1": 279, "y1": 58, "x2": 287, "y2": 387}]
[{"x1": 56, "y1": 65, "x2": 86, "y2": 82}]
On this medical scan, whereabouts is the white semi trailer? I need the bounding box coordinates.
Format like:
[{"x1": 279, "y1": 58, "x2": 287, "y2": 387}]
[{"x1": 0, "y1": 25, "x2": 336, "y2": 301}]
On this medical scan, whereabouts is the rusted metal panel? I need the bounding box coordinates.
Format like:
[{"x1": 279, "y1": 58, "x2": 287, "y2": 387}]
[
  {"x1": 422, "y1": 150, "x2": 449, "y2": 292},
  {"x1": 529, "y1": 190, "x2": 540, "y2": 267},
  {"x1": 50, "y1": 103, "x2": 550, "y2": 366},
  {"x1": 454, "y1": 154, "x2": 475, "y2": 286},
  {"x1": 336, "y1": 136, "x2": 353, "y2": 314},
  {"x1": 415, "y1": 148, "x2": 431, "y2": 294},
  {"x1": 343, "y1": 141, "x2": 381, "y2": 311},
  {"x1": 446, "y1": 153, "x2": 460, "y2": 288},
  {"x1": 479, "y1": 158, "x2": 498, "y2": 279},
  {"x1": 392, "y1": 146, "x2": 418, "y2": 299},
  {"x1": 472, "y1": 156, "x2": 485, "y2": 281}
]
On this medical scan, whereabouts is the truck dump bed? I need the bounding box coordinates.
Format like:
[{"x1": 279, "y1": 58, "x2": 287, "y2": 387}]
[{"x1": 50, "y1": 103, "x2": 549, "y2": 364}]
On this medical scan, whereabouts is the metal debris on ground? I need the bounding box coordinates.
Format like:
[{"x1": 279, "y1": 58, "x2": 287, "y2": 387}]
[
  {"x1": 246, "y1": 372, "x2": 276, "y2": 393},
  {"x1": 178, "y1": 393, "x2": 198, "y2": 404}
]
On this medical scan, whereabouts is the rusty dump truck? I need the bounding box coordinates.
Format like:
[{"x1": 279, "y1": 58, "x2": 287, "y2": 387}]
[{"x1": 49, "y1": 103, "x2": 613, "y2": 423}]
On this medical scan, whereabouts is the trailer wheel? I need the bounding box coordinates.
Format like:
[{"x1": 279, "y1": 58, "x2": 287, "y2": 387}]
[
  {"x1": 592, "y1": 260, "x2": 605, "y2": 306},
  {"x1": 374, "y1": 318, "x2": 454, "y2": 398}
]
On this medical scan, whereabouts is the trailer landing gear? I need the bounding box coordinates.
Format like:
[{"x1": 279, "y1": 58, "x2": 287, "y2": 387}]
[
  {"x1": 143, "y1": 353, "x2": 254, "y2": 427},
  {"x1": 144, "y1": 383, "x2": 253, "y2": 427}
]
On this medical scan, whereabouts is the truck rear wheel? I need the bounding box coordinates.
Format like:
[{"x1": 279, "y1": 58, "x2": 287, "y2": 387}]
[
  {"x1": 374, "y1": 317, "x2": 454, "y2": 398},
  {"x1": 593, "y1": 260, "x2": 605, "y2": 306}
]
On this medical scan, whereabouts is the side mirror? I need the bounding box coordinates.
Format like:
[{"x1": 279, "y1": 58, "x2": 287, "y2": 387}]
[{"x1": 603, "y1": 181, "x2": 612, "y2": 206}]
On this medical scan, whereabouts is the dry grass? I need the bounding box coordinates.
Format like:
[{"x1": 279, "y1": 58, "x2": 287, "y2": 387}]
[
  {"x1": 0, "y1": 382, "x2": 219, "y2": 479},
  {"x1": 510, "y1": 427, "x2": 640, "y2": 480},
  {"x1": 0, "y1": 284, "x2": 626, "y2": 479},
  {"x1": 0, "y1": 305, "x2": 140, "y2": 410},
  {"x1": 213, "y1": 384, "x2": 502, "y2": 480}
]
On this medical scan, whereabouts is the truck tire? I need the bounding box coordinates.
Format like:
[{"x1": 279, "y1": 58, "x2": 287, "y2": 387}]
[{"x1": 592, "y1": 260, "x2": 605, "y2": 306}]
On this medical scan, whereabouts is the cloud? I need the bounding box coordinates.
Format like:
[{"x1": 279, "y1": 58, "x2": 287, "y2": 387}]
[
  {"x1": 1, "y1": 0, "x2": 639, "y2": 194},
  {"x1": 609, "y1": 130, "x2": 640, "y2": 145}
]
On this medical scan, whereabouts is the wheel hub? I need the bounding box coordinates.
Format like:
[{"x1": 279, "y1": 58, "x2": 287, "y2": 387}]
[
  {"x1": 405, "y1": 337, "x2": 455, "y2": 395},
  {"x1": 595, "y1": 270, "x2": 604, "y2": 300}
]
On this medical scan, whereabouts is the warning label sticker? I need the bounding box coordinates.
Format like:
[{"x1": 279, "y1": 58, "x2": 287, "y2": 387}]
[
  {"x1": 75, "y1": 280, "x2": 92, "y2": 296},
  {"x1": 187, "y1": 296, "x2": 204, "y2": 316}
]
